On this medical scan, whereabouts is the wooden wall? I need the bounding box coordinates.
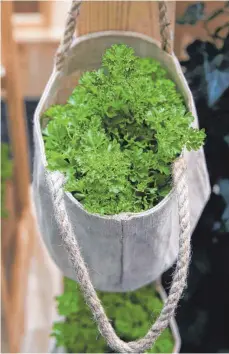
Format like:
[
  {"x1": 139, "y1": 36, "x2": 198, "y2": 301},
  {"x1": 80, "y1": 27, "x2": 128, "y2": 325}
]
[
  {"x1": 2, "y1": 1, "x2": 228, "y2": 98},
  {"x1": 11, "y1": 1, "x2": 175, "y2": 97},
  {"x1": 77, "y1": 1, "x2": 175, "y2": 40}
]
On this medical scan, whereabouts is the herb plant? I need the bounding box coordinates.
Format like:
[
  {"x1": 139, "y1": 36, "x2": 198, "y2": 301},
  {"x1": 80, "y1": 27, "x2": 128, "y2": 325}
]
[
  {"x1": 52, "y1": 277, "x2": 174, "y2": 353},
  {"x1": 43, "y1": 44, "x2": 205, "y2": 215}
]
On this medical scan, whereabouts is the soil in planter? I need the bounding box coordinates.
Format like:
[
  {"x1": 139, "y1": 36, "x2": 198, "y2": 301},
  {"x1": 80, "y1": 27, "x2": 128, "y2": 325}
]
[
  {"x1": 52, "y1": 277, "x2": 174, "y2": 353},
  {"x1": 43, "y1": 44, "x2": 205, "y2": 216}
]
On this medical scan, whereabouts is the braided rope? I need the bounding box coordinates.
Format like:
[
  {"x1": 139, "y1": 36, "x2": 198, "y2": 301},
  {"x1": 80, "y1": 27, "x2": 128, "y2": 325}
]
[
  {"x1": 55, "y1": 1, "x2": 173, "y2": 72},
  {"x1": 46, "y1": 157, "x2": 190, "y2": 353},
  {"x1": 158, "y1": 1, "x2": 173, "y2": 54},
  {"x1": 55, "y1": 0, "x2": 82, "y2": 72}
]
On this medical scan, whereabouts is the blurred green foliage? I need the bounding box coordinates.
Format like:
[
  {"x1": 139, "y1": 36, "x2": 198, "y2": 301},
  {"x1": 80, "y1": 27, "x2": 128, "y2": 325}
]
[
  {"x1": 1, "y1": 143, "x2": 12, "y2": 218},
  {"x1": 52, "y1": 278, "x2": 174, "y2": 353}
]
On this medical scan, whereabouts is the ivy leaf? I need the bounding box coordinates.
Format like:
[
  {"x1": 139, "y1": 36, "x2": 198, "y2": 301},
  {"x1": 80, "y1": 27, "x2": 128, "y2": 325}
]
[
  {"x1": 204, "y1": 53, "x2": 229, "y2": 107},
  {"x1": 176, "y1": 3, "x2": 205, "y2": 25}
]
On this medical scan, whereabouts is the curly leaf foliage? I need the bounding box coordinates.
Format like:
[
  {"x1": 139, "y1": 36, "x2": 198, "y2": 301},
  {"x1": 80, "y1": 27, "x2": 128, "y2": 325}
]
[
  {"x1": 43, "y1": 44, "x2": 205, "y2": 215},
  {"x1": 52, "y1": 277, "x2": 174, "y2": 353}
]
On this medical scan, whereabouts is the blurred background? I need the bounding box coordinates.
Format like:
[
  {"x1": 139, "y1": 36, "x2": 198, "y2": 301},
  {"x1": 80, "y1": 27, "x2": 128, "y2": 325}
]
[{"x1": 1, "y1": 1, "x2": 229, "y2": 353}]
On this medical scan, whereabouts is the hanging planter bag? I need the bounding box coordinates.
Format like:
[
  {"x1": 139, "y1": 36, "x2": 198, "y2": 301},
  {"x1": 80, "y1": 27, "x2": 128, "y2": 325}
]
[{"x1": 33, "y1": 1, "x2": 210, "y2": 352}]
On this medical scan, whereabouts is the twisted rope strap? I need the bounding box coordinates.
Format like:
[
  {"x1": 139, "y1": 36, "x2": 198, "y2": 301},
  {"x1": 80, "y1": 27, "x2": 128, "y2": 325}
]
[
  {"x1": 46, "y1": 157, "x2": 191, "y2": 353},
  {"x1": 55, "y1": 0, "x2": 82, "y2": 72},
  {"x1": 54, "y1": 1, "x2": 173, "y2": 72},
  {"x1": 158, "y1": 1, "x2": 173, "y2": 54}
]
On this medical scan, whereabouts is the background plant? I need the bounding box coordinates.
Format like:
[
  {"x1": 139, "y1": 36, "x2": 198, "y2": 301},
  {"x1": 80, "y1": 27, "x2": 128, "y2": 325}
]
[
  {"x1": 1, "y1": 143, "x2": 12, "y2": 218},
  {"x1": 43, "y1": 44, "x2": 205, "y2": 215},
  {"x1": 52, "y1": 278, "x2": 174, "y2": 353},
  {"x1": 170, "y1": 3, "x2": 229, "y2": 352},
  {"x1": 177, "y1": 1, "x2": 229, "y2": 107}
]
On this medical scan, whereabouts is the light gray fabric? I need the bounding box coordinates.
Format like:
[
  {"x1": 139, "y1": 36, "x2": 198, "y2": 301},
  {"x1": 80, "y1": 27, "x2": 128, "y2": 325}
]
[{"x1": 33, "y1": 32, "x2": 211, "y2": 292}]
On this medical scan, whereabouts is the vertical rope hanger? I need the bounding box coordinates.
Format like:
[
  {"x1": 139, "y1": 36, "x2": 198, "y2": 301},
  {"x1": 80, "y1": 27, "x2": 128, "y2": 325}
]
[
  {"x1": 158, "y1": 1, "x2": 173, "y2": 54},
  {"x1": 48, "y1": 2, "x2": 191, "y2": 352},
  {"x1": 55, "y1": 0, "x2": 82, "y2": 72},
  {"x1": 54, "y1": 0, "x2": 173, "y2": 72}
]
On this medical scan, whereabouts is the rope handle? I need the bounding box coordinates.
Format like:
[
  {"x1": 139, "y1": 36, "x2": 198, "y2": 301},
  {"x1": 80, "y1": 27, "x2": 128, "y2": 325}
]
[
  {"x1": 46, "y1": 157, "x2": 191, "y2": 353},
  {"x1": 55, "y1": 0, "x2": 173, "y2": 72}
]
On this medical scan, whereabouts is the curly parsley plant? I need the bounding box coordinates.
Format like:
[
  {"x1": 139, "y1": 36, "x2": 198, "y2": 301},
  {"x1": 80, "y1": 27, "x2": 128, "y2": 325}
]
[{"x1": 43, "y1": 44, "x2": 205, "y2": 215}]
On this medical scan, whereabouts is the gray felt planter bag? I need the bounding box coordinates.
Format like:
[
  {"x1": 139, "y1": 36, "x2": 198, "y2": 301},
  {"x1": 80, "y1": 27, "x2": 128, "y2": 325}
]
[
  {"x1": 33, "y1": 2, "x2": 210, "y2": 352},
  {"x1": 33, "y1": 17, "x2": 210, "y2": 293}
]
